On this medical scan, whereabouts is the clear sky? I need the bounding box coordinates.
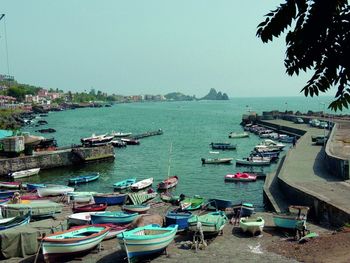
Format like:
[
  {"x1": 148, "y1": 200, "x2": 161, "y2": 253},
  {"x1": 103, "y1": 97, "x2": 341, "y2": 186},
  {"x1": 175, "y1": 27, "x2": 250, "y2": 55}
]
[{"x1": 0, "y1": 1, "x2": 332, "y2": 98}]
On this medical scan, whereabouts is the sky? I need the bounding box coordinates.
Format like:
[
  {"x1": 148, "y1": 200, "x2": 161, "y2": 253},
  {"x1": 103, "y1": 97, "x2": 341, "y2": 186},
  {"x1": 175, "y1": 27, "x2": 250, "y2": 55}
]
[{"x1": 0, "y1": 1, "x2": 333, "y2": 98}]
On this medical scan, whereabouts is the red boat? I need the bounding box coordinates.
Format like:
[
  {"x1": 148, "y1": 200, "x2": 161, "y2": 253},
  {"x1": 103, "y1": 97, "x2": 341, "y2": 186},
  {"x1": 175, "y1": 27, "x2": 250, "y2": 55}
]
[
  {"x1": 72, "y1": 203, "x2": 108, "y2": 213},
  {"x1": 0, "y1": 181, "x2": 22, "y2": 189},
  {"x1": 224, "y1": 172, "x2": 257, "y2": 182},
  {"x1": 21, "y1": 195, "x2": 48, "y2": 200},
  {"x1": 157, "y1": 176, "x2": 179, "y2": 190}
]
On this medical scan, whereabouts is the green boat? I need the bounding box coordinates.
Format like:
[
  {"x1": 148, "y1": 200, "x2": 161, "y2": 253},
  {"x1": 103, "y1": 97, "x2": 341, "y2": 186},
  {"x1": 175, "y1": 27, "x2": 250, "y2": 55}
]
[
  {"x1": 188, "y1": 211, "x2": 228, "y2": 234},
  {"x1": 180, "y1": 195, "x2": 204, "y2": 211},
  {"x1": 239, "y1": 217, "x2": 264, "y2": 236}
]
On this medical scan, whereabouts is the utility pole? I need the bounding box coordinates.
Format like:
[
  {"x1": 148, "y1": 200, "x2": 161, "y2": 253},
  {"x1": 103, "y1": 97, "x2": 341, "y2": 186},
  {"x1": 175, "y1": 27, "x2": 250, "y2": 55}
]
[{"x1": 0, "y1": 14, "x2": 10, "y2": 77}]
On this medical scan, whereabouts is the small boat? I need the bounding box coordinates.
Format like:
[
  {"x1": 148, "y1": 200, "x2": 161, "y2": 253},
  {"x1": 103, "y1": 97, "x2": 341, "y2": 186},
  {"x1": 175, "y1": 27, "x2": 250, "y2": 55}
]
[
  {"x1": 232, "y1": 202, "x2": 255, "y2": 217},
  {"x1": 180, "y1": 195, "x2": 204, "y2": 211},
  {"x1": 36, "y1": 128, "x2": 56, "y2": 133},
  {"x1": 70, "y1": 224, "x2": 128, "y2": 241},
  {"x1": 9, "y1": 168, "x2": 40, "y2": 179},
  {"x1": 91, "y1": 211, "x2": 138, "y2": 224},
  {"x1": 235, "y1": 158, "x2": 271, "y2": 166},
  {"x1": 240, "y1": 217, "x2": 265, "y2": 235},
  {"x1": 210, "y1": 142, "x2": 236, "y2": 150},
  {"x1": 188, "y1": 211, "x2": 228, "y2": 235},
  {"x1": 0, "y1": 190, "x2": 16, "y2": 199},
  {"x1": 122, "y1": 204, "x2": 150, "y2": 214},
  {"x1": 160, "y1": 192, "x2": 179, "y2": 203},
  {"x1": 68, "y1": 212, "x2": 105, "y2": 226},
  {"x1": 117, "y1": 224, "x2": 178, "y2": 260},
  {"x1": 0, "y1": 212, "x2": 31, "y2": 230},
  {"x1": 157, "y1": 176, "x2": 178, "y2": 190},
  {"x1": 1, "y1": 200, "x2": 63, "y2": 218},
  {"x1": 165, "y1": 210, "x2": 192, "y2": 231},
  {"x1": 0, "y1": 181, "x2": 21, "y2": 189},
  {"x1": 120, "y1": 138, "x2": 140, "y2": 145},
  {"x1": 113, "y1": 178, "x2": 136, "y2": 191},
  {"x1": 73, "y1": 203, "x2": 107, "y2": 213},
  {"x1": 81, "y1": 133, "x2": 114, "y2": 147},
  {"x1": 26, "y1": 183, "x2": 46, "y2": 191},
  {"x1": 37, "y1": 185, "x2": 75, "y2": 197},
  {"x1": 279, "y1": 136, "x2": 294, "y2": 143},
  {"x1": 228, "y1": 132, "x2": 249, "y2": 138},
  {"x1": 41, "y1": 225, "x2": 109, "y2": 261},
  {"x1": 273, "y1": 205, "x2": 309, "y2": 229},
  {"x1": 130, "y1": 178, "x2": 153, "y2": 191},
  {"x1": 93, "y1": 193, "x2": 128, "y2": 205},
  {"x1": 68, "y1": 172, "x2": 100, "y2": 185},
  {"x1": 67, "y1": 191, "x2": 96, "y2": 203},
  {"x1": 207, "y1": 198, "x2": 233, "y2": 210},
  {"x1": 110, "y1": 131, "x2": 132, "y2": 138},
  {"x1": 111, "y1": 140, "x2": 127, "y2": 148},
  {"x1": 201, "y1": 157, "x2": 233, "y2": 164},
  {"x1": 225, "y1": 172, "x2": 257, "y2": 182},
  {"x1": 21, "y1": 194, "x2": 48, "y2": 200}
]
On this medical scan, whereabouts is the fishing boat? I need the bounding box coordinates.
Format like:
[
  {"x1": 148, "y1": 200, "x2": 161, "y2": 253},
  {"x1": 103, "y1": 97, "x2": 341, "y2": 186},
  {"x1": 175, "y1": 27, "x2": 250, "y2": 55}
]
[
  {"x1": 122, "y1": 204, "x2": 151, "y2": 214},
  {"x1": 113, "y1": 178, "x2": 136, "y2": 191},
  {"x1": 201, "y1": 157, "x2": 233, "y2": 164},
  {"x1": 90, "y1": 211, "x2": 138, "y2": 224},
  {"x1": 240, "y1": 217, "x2": 265, "y2": 235},
  {"x1": 68, "y1": 172, "x2": 100, "y2": 185},
  {"x1": 1, "y1": 200, "x2": 62, "y2": 218},
  {"x1": 0, "y1": 212, "x2": 31, "y2": 230},
  {"x1": 130, "y1": 178, "x2": 153, "y2": 191},
  {"x1": 273, "y1": 205, "x2": 309, "y2": 229},
  {"x1": 207, "y1": 198, "x2": 233, "y2": 210},
  {"x1": 235, "y1": 157, "x2": 271, "y2": 166},
  {"x1": 228, "y1": 132, "x2": 249, "y2": 138},
  {"x1": 41, "y1": 225, "x2": 110, "y2": 261},
  {"x1": 120, "y1": 138, "x2": 140, "y2": 145},
  {"x1": 210, "y1": 142, "x2": 237, "y2": 150},
  {"x1": 0, "y1": 190, "x2": 15, "y2": 199},
  {"x1": 180, "y1": 195, "x2": 204, "y2": 211},
  {"x1": 232, "y1": 202, "x2": 255, "y2": 217},
  {"x1": 26, "y1": 183, "x2": 46, "y2": 191},
  {"x1": 0, "y1": 181, "x2": 21, "y2": 189},
  {"x1": 37, "y1": 185, "x2": 75, "y2": 197},
  {"x1": 188, "y1": 211, "x2": 228, "y2": 235},
  {"x1": 93, "y1": 193, "x2": 128, "y2": 205},
  {"x1": 158, "y1": 176, "x2": 178, "y2": 190},
  {"x1": 224, "y1": 172, "x2": 257, "y2": 182},
  {"x1": 67, "y1": 192, "x2": 96, "y2": 203},
  {"x1": 9, "y1": 168, "x2": 40, "y2": 179},
  {"x1": 165, "y1": 210, "x2": 192, "y2": 231},
  {"x1": 117, "y1": 224, "x2": 178, "y2": 260},
  {"x1": 68, "y1": 212, "x2": 106, "y2": 226},
  {"x1": 73, "y1": 203, "x2": 107, "y2": 213}
]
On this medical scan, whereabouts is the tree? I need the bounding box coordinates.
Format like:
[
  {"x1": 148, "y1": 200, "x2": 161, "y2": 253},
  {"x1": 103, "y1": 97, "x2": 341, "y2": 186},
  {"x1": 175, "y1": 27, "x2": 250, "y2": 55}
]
[{"x1": 257, "y1": 0, "x2": 350, "y2": 111}]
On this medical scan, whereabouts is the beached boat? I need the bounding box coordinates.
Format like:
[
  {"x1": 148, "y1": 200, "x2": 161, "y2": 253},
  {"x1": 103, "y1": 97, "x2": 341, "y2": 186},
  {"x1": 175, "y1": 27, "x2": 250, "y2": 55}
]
[
  {"x1": 201, "y1": 157, "x2": 233, "y2": 164},
  {"x1": 91, "y1": 211, "x2": 138, "y2": 224},
  {"x1": 67, "y1": 192, "x2": 96, "y2": 203},
  {"x1": 165, "y1": 210, "x2": 192, "y2": 231},
  {"x1": 37, "y1": 185, "x2": 74, "y2": 197},
  {"x1": 70, "y1": 224, "x2": 128, "y2": 241},
  {"x1": 273, "y1": 205, "x2": 309, "y2": 229},
  {"x1": 122, "y1": 204, "x2": 151, "y2": 214},
  {"x1": 117, "y1": 224, "x2": 178, "y2": 260},
  {"x1": 210, "y1": 142, "x2": 237, "y2": 150},
  {"x1": 235, "y1": 158, "x2": 271, "y2": 166},
  {"x1": 1, "y1": 200, "x2": 62, "y2": 218},
  {"x1": 0, "y1": 181, "x2": 21, "y2": 189},
  {"x1": 180, "y1": 195, "x2": 204, "y2": 211},
  {"x1": 110, "y1": 131, "x2": 132, "y2": 138},
  {"x1": 9, "y1": 168, "x2": 40, "y2": 179},
  {"x1": 113, "y1": 178, "x2": 136, "y2": 191},
  {"x1": 68, "y1": 173, "x2": 100, "y2": 185},
  {"x1": 157, "y1": 176, "x2": 178, "y2": 190},
  {"x1": 0, "y1": 190, "x2": 15, "y2": 199},
  {"x1": 228, "y1": 132, "x2": 249, "y2": 138},
  {"x1": 41, "y1": 225, "x2": 109, "y2": 261},
  {"x1": 130, "y1": 178, "x2": 153, "y2": 191},
  {"x1": 188, "y1": 211, "x2": 228, "y2": 234},
  {"x1": 73, "y1": 203, "x2": 107, "y2": 213},
  {"x1": 0, "y1": 212, "x2": 31, "y2": 230},
  {"x1": 68, "y1": 212, "x2": 106, "y2": 226},
  {"x1": 93, "y1": 193, "x2": 127, "y2": 205},
  {"x1": 240, "y1": 217, "x2": 265, "y2": 235},
  {"x1": 225, "y1": 172, "x2": 257, "y2": 182},
  {"x1": 26, "y1": 183, "x2": 46, "y2": 191},
  {"x1": 232, "y1": 202, "x2": 255, "y2": 217},
  {"x1": 120, "y1": 138, "x2": 140, "y2": 145},
  {"x1": 160, "y1": 192, "x2": 179, "y2": 203},
  {"x1": 207, "y1": 198, "x2": 233, "y2": 210}
]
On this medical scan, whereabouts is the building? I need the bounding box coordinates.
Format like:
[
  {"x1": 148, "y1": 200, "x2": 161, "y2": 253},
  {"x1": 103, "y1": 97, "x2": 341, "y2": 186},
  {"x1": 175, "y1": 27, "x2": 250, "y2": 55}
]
[{"x1": 0, "y1": 95, "x2": 16, "y2": 107}]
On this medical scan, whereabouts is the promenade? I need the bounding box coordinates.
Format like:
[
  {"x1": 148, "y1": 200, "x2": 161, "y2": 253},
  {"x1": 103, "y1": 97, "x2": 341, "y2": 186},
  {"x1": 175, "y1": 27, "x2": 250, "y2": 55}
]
[{"x1": 262, "y1": 119, "x2": 350, "y2": 226}]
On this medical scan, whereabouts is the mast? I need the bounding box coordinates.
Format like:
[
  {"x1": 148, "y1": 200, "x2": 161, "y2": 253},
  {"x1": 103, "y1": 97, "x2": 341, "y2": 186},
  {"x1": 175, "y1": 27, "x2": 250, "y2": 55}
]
[{"x1": 167, "y1": 142, "x2": 173, "y2": 178}]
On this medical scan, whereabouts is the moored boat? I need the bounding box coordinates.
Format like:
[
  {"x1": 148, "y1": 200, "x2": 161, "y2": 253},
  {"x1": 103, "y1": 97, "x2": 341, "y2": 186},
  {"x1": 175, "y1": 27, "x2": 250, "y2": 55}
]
[
  {"x1": 81, "y1": 133, "x2": 114, "y2": 147},
  {"x1": 37, "y1": 185, "x2": 75, "y2": 197},
  {"x1": 111, "y1": 140, "x2": 127, "y2": 148},
  {"x1": 180, "y1": 195, "x2": 204, "y2": 211},
  {"x1": 188, "y1": 211, "x2": 228, "y2": 234},
  {"x1": 113, "y1": 178, "x2": 136, "y2": 191},
  {"x1": 122, "y1": 204, "x2": 151, "y2": 214},
  {"x1": 110, "y1": 131, "x2": 132, "y2": 138},
  {"x1": 93, "y1": 193, "x2": 128, "y2": 205},
  {"x1": 235, "y1": 158, "x2": 271, "y2": 166},
  {"x1": 0, "y1": 212, "x2": 31, "y2": 230},
  {"x1": 157, "y1": 176, "x2": 178, "y2": 190},
  {"x1": 201, "y1": 157, "x2": 233, "y2": 164},
  {"x1": 165, "y1": 210, "x2": 192, "y2": 231},
  {"x1": 73, "y1": 203, "x2": 107, "y2": 213},
  {"x1": 228, "y1": 132, "x2": 249, "y2": 138},
  {"x1": 68, "y1": 172, "x2": 100, "y2": 185},
  {"x1": 210, "y1": 142, "x2": 237, "y2": 150},
  {"x1": 130, "y1": 178, "x2": 153, "y2": 191},
  {"x1": 224, "y1": 172, "x2": 257, "y2": 182},
  {"x1": 9, "y1": 168, "x2": 40, "y2": 179},
  {"x1": 120, "y1": 138, "x2": 140, "y2": 145},
  {"x1": 240, "y1": 217, "x2": 265, "y2": 235},
  {"x1": 91, "y1": 211, "x2": 138, "y2": 224}
]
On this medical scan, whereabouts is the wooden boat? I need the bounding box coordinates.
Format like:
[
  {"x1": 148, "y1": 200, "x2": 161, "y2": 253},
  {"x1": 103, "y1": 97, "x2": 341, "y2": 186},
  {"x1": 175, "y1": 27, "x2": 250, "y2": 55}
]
[
  {"x1": 165, "y1": 210, "x2": 192, "y2": 231},
  {"x1": 1, "y1": 200, "x2": 62, "y2": 218},
  {"x1": 188, "y1": 211, "x2": 228, "y2": 234},
  {"x1": 122, "y1": 204, "x2": 151, "y2": 214},
  {"x1": 113, "y1": 178, "x2": 136, "y2": 191},
  {"x1": 70, "y1": 223, "x2": 128, "y2": 241},
  {"x1": 228, "y1": 132, "x2": 249, "y2": 138},
  {"x1": 232, "y1": 202, "x2": 255, "y2": 217},
  {"x1": 225, "y1": 172, "x2": 257, "y2": 182},
  {"x1": 0, "y1": 190, "x2": 15, "y2": 199},
  {"x1": 210, "y1": 142, "x2": 236, "y2": 150},
  {"x1": 207, "y1": 198, "x2": 233, "y2": 210},
  {"x1": 37, "y1": 185, "x2": 74, "y2": 197},
  {"x1": 26, "y1": 183, "x2": 46, "y2": 191},
  {"x1": 235, "y1": 158, "x2": 271, "y2": 166},
  {"x1": 67, "y1": 192, "x2": 96, "y2": 203},
  {"x1": 180, "y1": 195, "x2": 204, "y2": 211},
  {"x1": 158, "y1": 176, "x2": 178, "y2": 190},
  {"x1": 0, "y1": 212, "x2": 31, "y2": 230},
  {"x1": 93, "y1": 193, "x2": 128, "y2": 205},
  {"x1": 110, "y1": 131, "x2": 132, "y2": 138},
  {"x1": 0, "y1": 181, "x2": 21, "y2": 189},
  {"x1": 130, "y1": 178, "x2": 153, "y2": 191},
  {"x1": 73, "y1": 203, "x2": 107, "y2": 213},
  {"x1": 117, "y1": 224, "x2": 178, "y2": 259},
  {"x1": 21, "y1": 194, "x2": 48, "y2": 200},
  {"x1": 91, "y1": 211, "x2": 138, "y2": 224},
  {"x1": 68, "y1": 172, "x2": 100, "y2": 185},
  {"x1": 9, "y1": 168, "x2": 40, "y2": 179},
  {"x1": 240, "y1": 217, "x2": 265, "y2": 235},
  {"x1": 160, "y1": 192, "x2": 179, "y2": 203},
  {"x1": 41, "y1": 225, "x2": 109, "y2": 261},
  {"x1": 68, "y1": 212, "x2": 106, "y2": 226},
  {"x1": 273, "y1": 205, "x2": 309, "y2": 229},
  {"x1": 201, "y1": 157, "x2": 233, "y2": 164},
  {"x1": 111, "y1": 140, "x2": 127, "y2": 148}
]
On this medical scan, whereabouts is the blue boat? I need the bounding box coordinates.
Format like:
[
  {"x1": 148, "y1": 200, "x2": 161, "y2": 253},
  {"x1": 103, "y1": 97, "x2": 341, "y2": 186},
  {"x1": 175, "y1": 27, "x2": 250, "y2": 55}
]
[
  {"x1": 91, "y1": 211, "x2": 138, "y2": 224},
  {"x1": 207, "y1": 198, "x2": 233, "y2": 210},
  {"x1": 0, "y1": 190, "x2": 15, "y2": 199},
  {"x1": 113, "y1": 178, "x2": 136, "y2": 191},
  {"x1": 93, "y1": 193, "x2": 127, "y2": 205},
  {"x1": 165, "y1": 210, "x2": 192, "y2": 231},
  {"x1": 273, "y1": 205, "x2": 309, "y2": 229},
  {"x1": 68, "y1": 172, "x2": 100, "y2": 185},
  {"x1": 26, "y1": 183, "x2": 46, "y2": 191},
  {"x1": 0, "y1": 212, "x2": 31, "y2": 230}
]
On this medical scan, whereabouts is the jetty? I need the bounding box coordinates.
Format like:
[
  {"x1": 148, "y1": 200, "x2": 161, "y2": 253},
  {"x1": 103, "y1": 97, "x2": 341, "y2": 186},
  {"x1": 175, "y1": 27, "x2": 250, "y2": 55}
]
[{"x1": 131, "y1": 129, "x2": 163, "y2": 140}]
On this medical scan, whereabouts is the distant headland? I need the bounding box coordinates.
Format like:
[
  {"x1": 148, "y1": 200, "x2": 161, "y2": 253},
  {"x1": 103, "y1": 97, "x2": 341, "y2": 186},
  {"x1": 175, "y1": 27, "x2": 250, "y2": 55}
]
[{"x1": 199, "y1": 88, "x2": 229, "y2": 100}]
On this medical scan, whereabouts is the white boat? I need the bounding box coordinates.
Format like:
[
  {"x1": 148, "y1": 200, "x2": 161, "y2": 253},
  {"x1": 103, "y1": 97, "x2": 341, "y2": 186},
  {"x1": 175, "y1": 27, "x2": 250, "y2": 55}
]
[
  {"x1": 37, "y1": 185, "x2": 75, "y2": 197},
  {"x1": 255, "y1": 139, "x2": 285, "y2": 150},
  {"x1": 67, "y1": 192, "x2": 97, "y2": 203},
  {"x1": 68, "y1": 212, "x2": 106, "y2": 226},
  {"x1": 110, "y1": 131, "x2": 132, "y2": 138},
  {"x1": 240, "y1": 217, "x2": 265, "y2": 235},
  {"x1": 130, "y1": 178, "x2": 153, "y2": 191},
  {"x1": 9, "y1": 168, "x2": 40, "y2": 179},
  {"x1": 80, "y1": 133, "x2": 114, "y2": 147},
  {"x1": 236, "y1": 158, "x2": 271, "y2": 166}
]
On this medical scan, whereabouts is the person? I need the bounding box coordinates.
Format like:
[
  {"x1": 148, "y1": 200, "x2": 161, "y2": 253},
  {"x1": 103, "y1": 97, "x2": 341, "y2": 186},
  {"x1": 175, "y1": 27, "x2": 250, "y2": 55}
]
[
  {"x1": 293, "y1": 136, "x2": 297, "y2": 147},
  {"x1": 11, "y1": 192, "x2": 21, "y2": 204}
]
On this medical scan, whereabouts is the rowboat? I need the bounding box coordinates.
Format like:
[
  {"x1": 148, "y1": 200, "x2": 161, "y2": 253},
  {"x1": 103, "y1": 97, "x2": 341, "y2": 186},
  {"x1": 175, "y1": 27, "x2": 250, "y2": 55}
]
[
  {"x1": 93, "y1": 193, "x2": 128, "y2": 205},
  {"x1": 67, "y1": 192, "x2": 96, "y2": 203},
  {"x1": 73, "y1": 203, "x2": 107, "y2": 213},
  {"x1": 131, "y1": 178, "x2": 153, "y2": 191},
  {"x1": 207, "y1": 198, "x2": 233, "y2": 210},
  {"x1": 1, "y1": 200, "x2": 63, "y2": 218},
  {"x1": 117, "y1": 224, "x2": 178, "y2": 260},
  {"x1": 26, "y1": 183, "x2": 46, "y2": 191},
  {"x1": 210, "y1": 142, "x2": 237, "y2": 150},
  {"x1": 0, "y1": 181, "x2": 21, "y2": 189},
  {"x1": 113, "y1": 178, "x2": 136, "y2": 191},
  {"x1": 232, "y1": 202, "x2": 255, "y2": 217},
  {"x1": 165, "y1": 210, "x2": 192, "y2": 231},
  {"x1": 239, "y1": 217, "x2": 265, "y2": 236},
  {"x1": 235, "y1": 158, "x2": 271, "y2": 166},
  {"x1": 122, "y1": 204, "x2": 151, "y2": 214},
  {"x1": 0, "y1": 190, "x2": 15, "y2": 199},
  {"x1": 228, "y1": 132, "x2": 249, "y2": 138},
  {"x1": 68, "y1": 212, "x2": 106, "y2": 226},
  {"x1": 225, "y1": 172, "x2": 257, "y2": 182},
  {"x1": 9, "y1": 168, "x2": 40, "y2": 179},
  {"x1": 41, "y1": 225, "x2": 109, "y2": 261},
  {"x1": 70, "y1": 223, "x2": 128, "y2": 241},
  {"x1": 37, "y1": 185, "x2": 75, "y2": 197},
  {"x1": 180, "y1": 195, "x2": 204, "y2": 211},
  {"x1": 188, "y1": 211, "x2": 228, "y2": 234},
  {"x1": 90, "y1": 211, "x2": 138, "y2": 224},
  {"x1": 157, "y1": 176, "x2": 178, "y2": 190},
  {"x1": 273, "y1": 205, "x2": 309, "y2": 229},
  {"x1": 201, "y1": 157, "x2": 233, "y2": 164},
  {"x1": 0, "y1": 212, "x2": 31, "y2": 230},
  {"x1": 160, "y1": 192, "x2": 179, "y2": 203},
  {"x1": 68, "y1": 172, "x2": 100, "y2": 185}
]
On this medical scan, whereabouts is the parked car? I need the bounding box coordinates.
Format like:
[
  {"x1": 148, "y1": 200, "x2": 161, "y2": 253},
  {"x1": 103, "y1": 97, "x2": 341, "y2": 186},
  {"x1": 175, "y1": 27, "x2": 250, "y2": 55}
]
[
  {"x1": 309, "y1": 119, "x2": 320, "y2": 127},
  {"x1": 319, "y1": 121, "x2": 328, "y2": 129},
  {"x1": 294, "y1": 117, "x2": 304, "y2": 124}
]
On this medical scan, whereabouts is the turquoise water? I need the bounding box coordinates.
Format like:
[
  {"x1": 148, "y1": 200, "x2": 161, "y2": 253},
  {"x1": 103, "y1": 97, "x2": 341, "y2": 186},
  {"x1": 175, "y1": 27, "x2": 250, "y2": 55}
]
[{"x1": 22, "y1": 97, "x2": 343, "y2": 210}]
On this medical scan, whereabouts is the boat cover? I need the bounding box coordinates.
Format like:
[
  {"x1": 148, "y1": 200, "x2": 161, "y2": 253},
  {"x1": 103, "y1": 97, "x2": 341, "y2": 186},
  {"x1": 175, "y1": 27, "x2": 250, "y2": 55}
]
[
  {"x1": 128, "y1": 192, "x2": 157, "y2": 205},
  {"x1": 1, "y1": 201, "x2": 63, "y2": 218}
]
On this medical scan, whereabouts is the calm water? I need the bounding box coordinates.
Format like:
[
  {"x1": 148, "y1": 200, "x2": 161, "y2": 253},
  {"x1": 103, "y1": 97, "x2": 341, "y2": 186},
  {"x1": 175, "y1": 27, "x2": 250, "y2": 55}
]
[{"x1": 22, "y1": 96, "x2": 343, "y2": 210}]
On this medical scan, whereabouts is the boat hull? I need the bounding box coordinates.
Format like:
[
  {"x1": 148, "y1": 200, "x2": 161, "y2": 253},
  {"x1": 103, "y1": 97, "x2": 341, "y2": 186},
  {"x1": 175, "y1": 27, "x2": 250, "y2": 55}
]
[
  {"x1": 10, "y1": 168, "x2": 40, "y2": 179},
  {"x1": 93, "y1": 194, "x2": 127, "y2": 205},
  {"x1": 165, "y1": 211, "x2": 192, "y2": 231},
  {"x1": 91, "y1": 212, "x2": 138, "y2": 224},
  {"x1": 37, "y1": 186, "x2": 74, "y2": 197},
  {"x1": 273, "y1": 215, "x2": 304, "y2": 229},
  {"x1": 68, "y1": 173, "x2": 100, "y2": 185},
  {"x1": 130, "y1": 178, "x2": 153, "y2": 191},
  {"x1": 207, "y1": 199, "x2": 232, "y2": 210},
  {"x1": 240, "y1": 217, "x2": 264, "y2": 235},
  {"x1": 188, "y1": 211, "x2": 228, "y2": 234},
  {"x1": 122, "y1": 204, "x2": 150, "y2": 214}
]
